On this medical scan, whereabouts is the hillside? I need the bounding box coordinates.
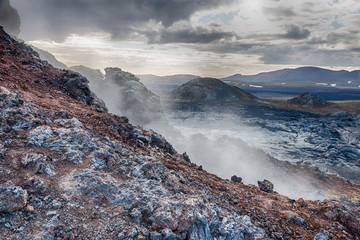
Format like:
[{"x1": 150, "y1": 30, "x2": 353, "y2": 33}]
[
  {"x1": 170, "y1": 78, "x2": 257, "y2": 103},
  {"x1": 0, "y1": 27, "x2": 360, "y2": 239}
]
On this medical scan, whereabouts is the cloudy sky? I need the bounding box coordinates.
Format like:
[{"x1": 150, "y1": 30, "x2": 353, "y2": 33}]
[{"x1": 6, "y1": 0, "x2": 360, "y2": 76}]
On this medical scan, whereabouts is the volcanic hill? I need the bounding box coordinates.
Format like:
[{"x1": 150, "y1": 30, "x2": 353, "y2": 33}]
[
  {"x1": 0, "y1": 26, "x2": 360, "y2": 239},
  {"x1": 170, "y1": 77, "x2": 257, "y2": 103}
]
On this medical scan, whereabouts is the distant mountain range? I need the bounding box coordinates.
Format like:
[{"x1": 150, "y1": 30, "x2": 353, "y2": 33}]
[{"x1": 221, "y1": 67, "x2": 360, "y2": 87}]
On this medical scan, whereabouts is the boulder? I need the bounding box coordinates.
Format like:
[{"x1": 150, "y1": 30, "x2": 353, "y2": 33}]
[
  {"x1": 257, "y1": 179, "x2": 274, "y2": 193},
  {"x1": 0, "y1": 184, "x2": 28, "y2": 213},
  {"x1": 231, "y1": 175, "x2": 243, "y2": 183}
]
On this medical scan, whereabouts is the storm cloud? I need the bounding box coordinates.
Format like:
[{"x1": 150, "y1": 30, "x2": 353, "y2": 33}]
[
  {"x1": 8, "y1": 0, "x2": 360, "y2": 76},
  {"x1": 280, "y1": 24, "x2": 310, "y2": 40},
  {"x1": 12, "y1": 0, "x2": 237, "y2": 41},
  {"x1": 263, "y1": 6, "x2": 296, "y2": 19},
  {"x1": 0, "y1": 0, "x2": 20, "y2": 37},
  {"x1": 146, "y1": 25, "x2": 236, "y2": 44}
]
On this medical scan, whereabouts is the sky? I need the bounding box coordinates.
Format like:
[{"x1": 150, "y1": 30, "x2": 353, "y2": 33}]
[{"x1": 3, "y1": 0, "x2": 360, "y2": 77}]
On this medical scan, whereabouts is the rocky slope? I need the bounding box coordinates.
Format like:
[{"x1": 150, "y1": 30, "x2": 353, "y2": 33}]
[
  {"x1": 170, "y1": 78, "x2": 257, "y2": 103},
  {"x1": 0, "y1": 27, "x2": 360, "y2": 239}
]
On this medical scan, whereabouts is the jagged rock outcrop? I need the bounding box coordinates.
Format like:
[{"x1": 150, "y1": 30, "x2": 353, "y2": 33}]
[
  {"x1": 287, "y1": 92, "x2": 328, "y2": 106},
  {"x1": 104, "y1": 67, "x2": 166, "y2": 125},
  {"x1": 170, "y1": 78, "x2": 257, "y2": 102},
  {"x1": 0, "y1": 26, "x2": 360, "y2": 240},
  {"x1": 70, "y1": 65, "x2": 167, "y2": 126}
]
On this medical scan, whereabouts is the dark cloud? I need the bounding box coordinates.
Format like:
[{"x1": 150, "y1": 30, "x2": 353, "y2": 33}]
[
  {"x1": 12, "y1": 0, "x2": 236, "y2": 41},
  {"x1": 280, "y1": 24, "x2": 310, "y2": 39},
  {"x1": 263, "y1": 7, "x2": 296, "y2": 19},
  {"x1": 188, "y1": 40, "x2": 262, "y2": 54},
  {"x1": 0, "y1": 0, "x2": 20, "y2": 37},
  {"x1": 309, "y1": 31, "x2": 358, "y2": 46},
  {"x1": 146, "y1": 26, "x2": 236, "y2": 44},
  {"x1": 326, "y1": 32, "x2": 357, "y2": 45}
]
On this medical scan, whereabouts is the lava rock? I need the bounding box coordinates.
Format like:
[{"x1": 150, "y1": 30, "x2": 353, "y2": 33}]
[
  {"x1": 231, "y1": 175, "x2": 242, "y2": 183},
  {"x1": 258, "y1": 179, "x2": 274, "y2": 193},
  {"x1": 182, "y1": 152, "x2": 191, "y2": 163},
  {"x1": 0, "y1": 184, "x2": 28, "y2": 213}
]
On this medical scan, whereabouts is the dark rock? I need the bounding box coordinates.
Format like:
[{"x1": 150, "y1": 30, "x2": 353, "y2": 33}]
[
  {"x1": 258, "y1": 179, "x2": 274, "y2": 193},
  {"x1": 231, "y1": 175, "x2": 242, "y2": 183},
  {"x1": 63, "y1": 74, "x2": 107, "y2": 112},
  {"x1": 182, "y1": 152, "x2": 191, "y2": 163},
  {"x1": 297, "y1": 198, "x2": 307, "y2": 207},
  {"x1": 120, "y1": 116, "x2": 129, "y2": 123},
  {"x1": 0, "y1": 184, "x2": 28, "y2": 213}
]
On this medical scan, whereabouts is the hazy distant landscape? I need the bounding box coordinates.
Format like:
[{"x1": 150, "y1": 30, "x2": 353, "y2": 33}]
[{"x1": 137, "y1": 67, "x2": 360, "y2": 101}]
